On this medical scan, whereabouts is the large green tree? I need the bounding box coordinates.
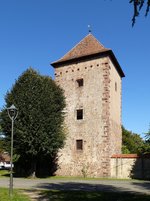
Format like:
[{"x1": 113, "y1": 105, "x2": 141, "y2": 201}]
[
  {"x1": 122, "y1": 126, "x2": 145, "y2": 154},
  {"x1": 1, "y1": 68, "x2": 66, "y2": 177}
]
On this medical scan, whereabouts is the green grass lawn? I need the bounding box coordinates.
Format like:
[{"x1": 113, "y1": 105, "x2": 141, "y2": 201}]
[
  {"x1": 38, "y1": 190, "x2": 150, "y2": 201},
  {"x1": 0, "y1": 170, "x2": 141, "y2": 181},
  {"x1": 1, "y1": 188, "x2": 150, "y2": 201},
  {"x1": 0, "y1": 170, "x2": 10, "y2": 178},
  {"x1": 0, "y1": 188, "x2": 30, "y2": 201}
]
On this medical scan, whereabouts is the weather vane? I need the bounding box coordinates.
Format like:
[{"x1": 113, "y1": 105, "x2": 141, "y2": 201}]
[{"x1": 88, "y1": 25, "x2": 92, "y2": 33}]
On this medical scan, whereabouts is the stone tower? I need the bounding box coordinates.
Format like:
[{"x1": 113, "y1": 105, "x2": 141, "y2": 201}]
[{"x1": 51, "y1": 34, "x2": 125, "y2": 177}]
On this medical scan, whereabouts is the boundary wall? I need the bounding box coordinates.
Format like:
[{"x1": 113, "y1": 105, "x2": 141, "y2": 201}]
[{"x1": 111, "y1": 154, "x2": 150, "y2": 179}]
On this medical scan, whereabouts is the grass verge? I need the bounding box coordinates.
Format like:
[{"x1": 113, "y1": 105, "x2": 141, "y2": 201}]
[
  {"x1": 38, "y1": 190, "x2": 150, "y2": 201},
  {"x1": 0, "y1": 188, "x2": 31, "y2": 201},
  {"x1": 0, "y1": 170, "x2": 144, "y2": 181},
  {"x1": 0, "y1": 170, "x2": 10, "y2": 178},
  {"x1": 1, "y1": 188, "x2": 150, "y2": 201}
]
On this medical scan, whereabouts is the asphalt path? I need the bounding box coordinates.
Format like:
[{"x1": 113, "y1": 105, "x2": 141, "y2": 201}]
[{"x1": 0, "y1": 178, "x2": 150, "y2": 195}]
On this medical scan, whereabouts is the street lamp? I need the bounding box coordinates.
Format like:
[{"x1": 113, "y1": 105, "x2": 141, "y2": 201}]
[{"x1": 7, "y1": 104, "x2": 18, "y2": 197}]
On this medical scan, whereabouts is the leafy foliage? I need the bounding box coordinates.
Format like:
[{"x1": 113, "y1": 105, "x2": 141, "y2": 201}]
[
  {"x1": 1, "y1": 68, "x2": 66, "y2": 177},
  {"x1": 122, "y1": 126, "x2": 145, "y2": 154},
  {"x1": 145, "y1": 126, "x2": 150, "y2": 141},
  {"x1": 130, "y1": 0, "x2": 150, "y2": 26},
  {"x1": 143, "y1": 127, "x2": 150, "y2": 153},
  {"x1": 0, "y1": 123, "x2": 5, "y2": 153}
]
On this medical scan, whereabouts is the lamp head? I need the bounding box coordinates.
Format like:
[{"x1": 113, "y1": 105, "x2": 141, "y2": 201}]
[{"x1": 7, "y1": 104, "x2": 18, "y2": 120}]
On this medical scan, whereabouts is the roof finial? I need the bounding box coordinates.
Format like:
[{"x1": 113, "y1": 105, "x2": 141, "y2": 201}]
[{"x1": 88, "y1": 25, "x2": 92, "y2": 33}]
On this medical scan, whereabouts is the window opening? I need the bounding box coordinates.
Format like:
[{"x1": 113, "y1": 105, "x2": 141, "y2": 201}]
[
  {"x1": 76, "y1": 140, "x2": 83, "y2": 150},
  {"x1": 77, "y1": 109, "x2": 83, "y2": 120},
  {"x1": 76, "y1": 78, "x2": 84, "y2": 87}
]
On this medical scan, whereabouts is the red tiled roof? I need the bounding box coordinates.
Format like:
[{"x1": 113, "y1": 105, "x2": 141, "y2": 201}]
[
  {"x1": 51, "y1": 34, "x2": 125, "y2": 77},
  {"x1": 52, "y1": 34, "x2": 109, "y2": 64},
  {"x1": 57, "y1": 34, "x2": 108, "y2": 63},
  {"x1": 111, "y1": 154, "x2": 150, "y2": 158}
]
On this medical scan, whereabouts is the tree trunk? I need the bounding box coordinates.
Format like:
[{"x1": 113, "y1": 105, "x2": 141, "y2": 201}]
[{"x1": 30, "y1": 157, "x2": 37, "y2": 178}]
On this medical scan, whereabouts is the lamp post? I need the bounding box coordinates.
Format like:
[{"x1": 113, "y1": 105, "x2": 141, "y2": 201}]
[{"x1": 7, "y1": 104, "x2": 18, "y2": 197}]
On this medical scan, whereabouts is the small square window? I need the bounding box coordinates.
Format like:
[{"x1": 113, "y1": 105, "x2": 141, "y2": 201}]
[
  {"x1": 76, "y1": 79, "x2": 84, "y2": 87},
  {"x1": 76, "y1": 140, "x2": 83, "y2": 150},
  {"x1": 77, "y1": 109, "x2": 83, "y2": 120}
]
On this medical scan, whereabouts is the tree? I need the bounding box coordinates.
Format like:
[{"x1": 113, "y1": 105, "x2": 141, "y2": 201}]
[
  {"x1": 122, "y1": 126, "x2": 145, "y2": 154},
  {"x1": 1, "y1": 68, "x2": 66, "y2": 177},
  {"x1": 130, "y1": 0, "x2": 150, "y2": 26},
  {"x1": 0, "y1": 123, "x2": 4, "y2": 153},
  {"x1": 143, "y1": 127, "x2": 150, "y2": 153}
]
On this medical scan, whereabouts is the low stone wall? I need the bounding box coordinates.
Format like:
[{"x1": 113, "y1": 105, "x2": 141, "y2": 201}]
[{"x1": 111, "y1": 154, "x2": 150, "y2": 179}]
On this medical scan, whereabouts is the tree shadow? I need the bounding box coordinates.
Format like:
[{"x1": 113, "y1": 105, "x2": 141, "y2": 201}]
[
  {"x1": 14, "y1": 154, "x2": 58, "y2": 178},
  {"x1": 131, "y1": 181, "x2": 150, "y2": 191},
  {"x1": 130, "y1": 154, "x2": 150, "y2": 180},
  {"x1": 23, "y1": 181, "x2": 150, "y2": 201}
]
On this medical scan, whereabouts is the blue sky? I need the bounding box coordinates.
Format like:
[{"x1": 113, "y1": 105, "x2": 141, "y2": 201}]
[{"x1": 0, "y1": 0, "x2": 150, "y2": 137}]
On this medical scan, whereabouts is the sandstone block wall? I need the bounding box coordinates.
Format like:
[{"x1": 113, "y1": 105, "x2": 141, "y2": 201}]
[{"x1": 54, "y1": 54, "x2": 122, "y2": 178}]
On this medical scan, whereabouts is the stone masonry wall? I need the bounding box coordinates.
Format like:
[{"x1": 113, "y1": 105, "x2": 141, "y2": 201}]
[
  {"x1": 101, "y1": 59, "x2": 111, "y2": 177},
  {"x1": 54, "y1": 55, "x2": 122, "y2": 177},
  {"x1": 109, "y1": 58, "x2": 122, "y2": 154}
]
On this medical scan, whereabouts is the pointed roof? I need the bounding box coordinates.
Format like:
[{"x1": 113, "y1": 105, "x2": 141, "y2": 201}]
[
  {"x1": 51, "y1": 34, "x2": 125, "y2": 77},
  {"x1": 52, "y1": 34, "x2": 108, "y2": 64}
]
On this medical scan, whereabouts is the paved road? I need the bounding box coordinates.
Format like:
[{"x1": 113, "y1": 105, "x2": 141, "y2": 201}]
[{"x1": 0, "y1": 178, "x2": 150, "y2": 195}]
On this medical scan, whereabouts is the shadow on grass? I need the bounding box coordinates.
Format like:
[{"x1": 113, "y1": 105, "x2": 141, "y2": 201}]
[
  {"x1": 23, "y1": 189, "x2": 150, "y2": 201},
  {"x1": 23, "y1": 181, "x2": 150, "y2": 201},
  {"x1": 41, "y1": 191, "x2": 150, "y2": 201}
]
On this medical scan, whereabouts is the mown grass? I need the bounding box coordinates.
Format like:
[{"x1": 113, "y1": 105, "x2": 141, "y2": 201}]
[
  {"x1": 47, "y1": 175, "x2": 136, "y2": 181},
  {"x1": 1, "y1": 188, "x2": 150, "y2": 201},
  {"x1": 0, "y1": 188, "x2": 30, "y2": 201},
  {"x1": 0, "y1": 170, "x2": 141, "y2": 181},
  {"x1": 39, "y1": 190, "x2": 150, "y2": 201},
  {"x1": 0, "y1": 170, "x2": 10, "y2": 178}
]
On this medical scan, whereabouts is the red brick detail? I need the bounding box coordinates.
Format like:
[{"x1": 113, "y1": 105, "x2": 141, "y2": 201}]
[
  {"x1": 112, "y1": 154, "x2": 150, "y2": 158},
  {"x1": 112, "y1": 154, "x2": 139, "y2": 158}
]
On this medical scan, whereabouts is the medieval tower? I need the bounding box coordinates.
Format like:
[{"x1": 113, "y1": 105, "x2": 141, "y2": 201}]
[{"x1": 51, "y1": 33, "x2": 125, "y2": 177}]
